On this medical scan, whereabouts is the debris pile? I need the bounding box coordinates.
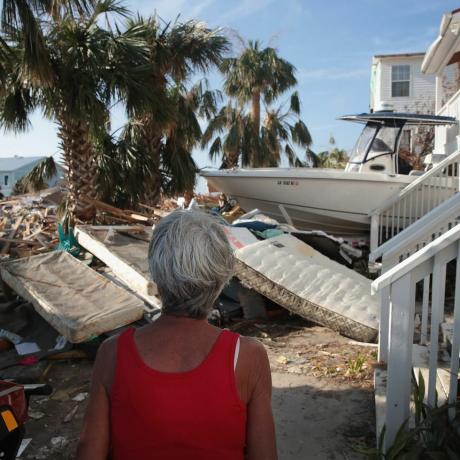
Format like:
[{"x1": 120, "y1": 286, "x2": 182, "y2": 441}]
[
  {"x1": 0, "y1": 188, "x2": 382, "y2": 458},
  {"x1": 0, "y1": 190, "x2": 61, "y2": 259}
]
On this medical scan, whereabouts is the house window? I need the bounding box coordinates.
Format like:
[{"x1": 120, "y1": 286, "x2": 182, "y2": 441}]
[
  {"x1": 400, "y1": 129, "x2": 411, "y2": 151},
  {"x1": 391, "y1": 65, "x2": 410, "y2": 97},
  {"x1": 4, "y1": 175, "x2": 8, "y2": 186}
]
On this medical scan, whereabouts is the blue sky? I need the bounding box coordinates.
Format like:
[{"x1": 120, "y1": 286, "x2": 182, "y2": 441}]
[{"x1": 1, "y1": 0, "x2": 459, "y2": 171}]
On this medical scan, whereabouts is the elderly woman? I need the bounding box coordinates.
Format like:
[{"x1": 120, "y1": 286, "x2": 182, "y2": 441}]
[{"x1": 77, "y1": 210, "x2": 277, "y2": 460}]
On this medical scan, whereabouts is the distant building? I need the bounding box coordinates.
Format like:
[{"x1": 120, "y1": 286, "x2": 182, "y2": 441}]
[
  {"x1": 0, "y1": 156, "x2": 63, "y2": 197},
  {"x1": 370, "y1": 53, "x2": 436, "y2": 153}
]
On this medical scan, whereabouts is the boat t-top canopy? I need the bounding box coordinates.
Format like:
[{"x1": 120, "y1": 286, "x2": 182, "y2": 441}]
[{"x1": 338, "y1": 112, "x2": 457, "y2": 126}]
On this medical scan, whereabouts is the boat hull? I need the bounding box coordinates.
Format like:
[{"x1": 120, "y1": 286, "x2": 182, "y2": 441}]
[{"x1": 201, "y1": 168, "x2": 416, "y2": 238}]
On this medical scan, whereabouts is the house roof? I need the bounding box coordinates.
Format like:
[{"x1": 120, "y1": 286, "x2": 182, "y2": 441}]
[
  {"x1": 0, "y1": 156, "x2": 45, "y2": 172},
  {"x1": 373, "y1": 52, "x2": 425, "y2": 60}
]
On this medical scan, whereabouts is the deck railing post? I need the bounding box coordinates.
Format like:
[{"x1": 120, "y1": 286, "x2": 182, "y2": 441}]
[
  {"x1": 384, "y1": 272, "x2": 416, "y2": 451},
  {"x1": 427, "y1": 255, "x2": 447, "y2": 406},
  {"x1": 448, "y1": 242, "x2": 460, "y2": 421},
  {"x1": 370, "y1": 213, "x2": 380, "y2": 251},
  {"x1": 420, "y1": 275, "x2": 430, "y2": 345},
  {"x1": 378, "y1": 285, "x2": 390, "y2": 363}
]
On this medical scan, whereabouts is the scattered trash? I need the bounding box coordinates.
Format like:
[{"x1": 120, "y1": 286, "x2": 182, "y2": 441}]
[
  {"x1": 28, "y1": 410, "x2": 45, "y2": 420},
  {"x1": 50, "y1": 436, "x2": 68, "y2": 448},
  {"x1": 15, "y1": 342, "x2": 41, "y2": 356},
  {"x1": 0, "y1": 329, "x2": 22, "y2": 345},
  {"x1": 63, "y1": 404, "x2": 79, "y2": 423},
  {"x1": 16, "y1": 438, "x2": 32, "y2": 457},
  {"x1": 72, "y1": 392, "x2": 88, "y2": 402}
]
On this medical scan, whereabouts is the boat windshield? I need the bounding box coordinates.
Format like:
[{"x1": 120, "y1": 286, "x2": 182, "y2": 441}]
[
  {"x1": 367, "y1": 126, "x2": 398, "y2": 160},
  {"x1": 348, "y1": 125, "x2": 377, "y2": 163},
  {"x1": 348, "y1": 124, "x2": 400, "y2": 164}
]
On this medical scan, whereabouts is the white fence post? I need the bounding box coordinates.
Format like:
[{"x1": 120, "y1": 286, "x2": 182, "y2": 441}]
[{"x1": 384, "y1": 272, "x2": 416, "y2": 451}]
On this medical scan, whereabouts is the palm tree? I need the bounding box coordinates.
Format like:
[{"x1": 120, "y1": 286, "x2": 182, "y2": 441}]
[
  {"x1": 201, "y1": 103, "x2": 252, "y2": 168},
  {"x1": 202, "y1": 95, "x2": 312, "y2": 168},
  {"x1": 121, "y1": 15, "x2": 229, "y2": 204},
  {"x1": 11, "y1": 156, "x2": 58, "y2": 194},
  {"x1": 221, "y1": 40, "x2": 296, "y2": 136},
  {"x1": 0, "y1": 1, "x2": 155, "y2": 210},
  {"x1": 97, "y1": 80, "x2": 221, "y2": 208},
  {"x1": 203, "y1": 40, "x2": 312, "y2": 168},
  {"x1": 1, "y1": 0, "x2": 92, "y2": 85},
  {"x1": 307, "y1": 148, "x2": 349, "y2": 169}
]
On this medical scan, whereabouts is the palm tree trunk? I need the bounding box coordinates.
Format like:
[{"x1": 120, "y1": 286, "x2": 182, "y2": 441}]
[
  {"x1": 222, "y1": 149, "x2": 240, "y2": 169},
  {"x1": 140, "y1": 117, "x2": 162, "y2": 206},
  {"x1": 250, "y1": 89, "x2": 261, "y2": 167},
  {"x1": 58, "y1": 118, "x2": 99, "y2": 211},
  {"x1": 251, "y1": 89, "x2": 261, "y2": 134}
]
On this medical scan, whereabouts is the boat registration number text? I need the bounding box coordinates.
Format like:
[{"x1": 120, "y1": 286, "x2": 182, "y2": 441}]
[{"x1": 277, "y1": 180, "x2": 299, "y2": 186}]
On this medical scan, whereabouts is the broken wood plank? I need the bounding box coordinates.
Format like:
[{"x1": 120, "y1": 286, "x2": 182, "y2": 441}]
[
  {"x1": 1, "y1": 216, "x2": 25, "y2": 255},
  {"x1": 0, "y1": 238, "x2": 41, "y2": 246},
  {"x1": 74, "y1": 225, "x2": 159, "y2": 305}
]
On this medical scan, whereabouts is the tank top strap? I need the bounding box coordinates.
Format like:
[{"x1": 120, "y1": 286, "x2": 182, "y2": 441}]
[{"x1": 209, "y1": 329, "x2": 240, "y2": 372}]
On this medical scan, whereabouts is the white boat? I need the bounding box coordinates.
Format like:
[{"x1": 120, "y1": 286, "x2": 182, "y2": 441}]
[{"x1": 201, "y1": 112, "x2": 456, "y2": 238}]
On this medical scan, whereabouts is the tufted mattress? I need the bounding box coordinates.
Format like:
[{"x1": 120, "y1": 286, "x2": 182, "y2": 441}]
[
  {"x1": 0, "y1": 251, "x2": 144, "y2": 342},
  {"x1": 234, "y1": 234, "x2": 379, "y2": 342}
]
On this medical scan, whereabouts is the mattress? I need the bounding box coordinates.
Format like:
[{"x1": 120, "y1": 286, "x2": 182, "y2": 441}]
[
  {"x1": 234, "y1": 234, "x2": 379, "y2": 342},
  {"x1": 0, "y1": 251, "x2": 144, "y2": 342},
  {"x1": 74, "y1": 225, "x2": 160, "y2": 307}
]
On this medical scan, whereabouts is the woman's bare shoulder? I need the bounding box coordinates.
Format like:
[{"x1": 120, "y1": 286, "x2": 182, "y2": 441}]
[
  {"x1": 92, "y1": 334, "x2": 120, "y2": 393},
  {"x1": 239, "y1": 335, "x2": 268, "y2": 358}
]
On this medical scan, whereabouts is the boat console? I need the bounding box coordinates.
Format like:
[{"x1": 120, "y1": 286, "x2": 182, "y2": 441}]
[{"x1": 339, "y1": 112, "x2": 457, "y2": 176}]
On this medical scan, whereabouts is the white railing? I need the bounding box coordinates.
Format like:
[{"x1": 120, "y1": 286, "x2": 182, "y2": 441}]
[
  {"x1": 370, "y1": 192, "x2": 460, "y2": 270},
  {"x1": 372, "y1": 224, "x2": 460, "y2": 450},
  {"x1": 369, "y1": 150, "x2": 460, "y2": 252},
  {"x1": 436, "y1": 87, "x2": 460, "y2": 155},
  {"x1": 371, "y1": 192, "x2": 460, "y2": 365}
]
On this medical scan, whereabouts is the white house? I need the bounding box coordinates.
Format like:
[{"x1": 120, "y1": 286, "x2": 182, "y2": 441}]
[
  {"x1": 370, "y1": 52, "x2": 437, "y2": 152},
  {"x1": 0, "y1": 156, "x2": 62, "y2": 197},
  {"x1": 422, "y1": 8, "x2": 460, "y2": 157}
]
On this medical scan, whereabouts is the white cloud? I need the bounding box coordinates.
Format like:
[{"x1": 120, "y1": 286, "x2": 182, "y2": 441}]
[{"x1": 298, "y1": 67, "x2": 369, "y2": 81}]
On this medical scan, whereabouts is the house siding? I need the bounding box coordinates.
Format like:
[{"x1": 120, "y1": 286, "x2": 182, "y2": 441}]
[{"x1": 372, "y1": 56, "x2": 436, "y2": 114}]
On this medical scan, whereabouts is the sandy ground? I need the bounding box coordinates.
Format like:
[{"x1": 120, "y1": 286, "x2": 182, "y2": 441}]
[{"x1": 19, "y1": 319, "x2": 376, "y2": 459}]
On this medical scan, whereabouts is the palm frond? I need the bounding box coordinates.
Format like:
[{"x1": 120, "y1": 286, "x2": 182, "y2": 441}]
[{"x1": 18, "y1": 156, "x2": 58, "y2": 192}]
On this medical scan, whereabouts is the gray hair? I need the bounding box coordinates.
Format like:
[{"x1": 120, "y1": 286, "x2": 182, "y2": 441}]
[{"x1": 148, "y1": 210, "x2": 234, "y2": 319}]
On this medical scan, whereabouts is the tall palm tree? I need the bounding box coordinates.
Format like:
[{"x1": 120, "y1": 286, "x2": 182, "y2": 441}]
[
  {"x1": 204, "y1": 40, "x2": 312, "y2": 168},
  {"x1": 221, "y1": 40, "x2": 296, "y2": 136},
  {"x1": 122, "y1": 15, "x2": 229, "y2": 204},
  {"x1": 97, "y1": 80, "x2": 221, "y2": 208},
  {"x1": 0, "y1": 1, "x2": 155, "y2": 209},
  {"x1": 201, "y1": 103, "x2": 252, "y2": 169}
]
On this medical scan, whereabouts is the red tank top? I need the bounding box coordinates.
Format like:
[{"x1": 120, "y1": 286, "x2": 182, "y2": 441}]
[{"x1": 110, "y1": 328, "x2": 247, "y2": 459}]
